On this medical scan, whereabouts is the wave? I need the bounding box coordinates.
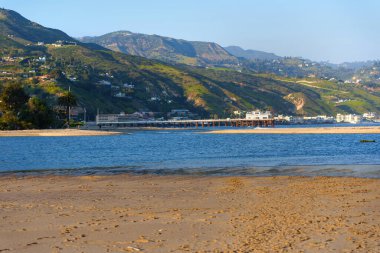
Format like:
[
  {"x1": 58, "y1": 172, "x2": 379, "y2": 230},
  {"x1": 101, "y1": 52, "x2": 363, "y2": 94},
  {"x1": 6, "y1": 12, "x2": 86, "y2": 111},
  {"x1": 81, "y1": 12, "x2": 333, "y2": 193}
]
[{"x1": 1, "y1": 164, "x2": 380, "y2": 178}]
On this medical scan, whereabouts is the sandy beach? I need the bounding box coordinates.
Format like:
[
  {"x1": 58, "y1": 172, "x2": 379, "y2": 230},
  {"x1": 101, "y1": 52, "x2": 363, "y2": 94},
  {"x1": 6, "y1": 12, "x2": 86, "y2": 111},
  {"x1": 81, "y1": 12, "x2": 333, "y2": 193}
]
[
  {"x1": 207, "y1": 126, "x2": 380, "y2": 134},
  {"x1": 1, "y1": 126, "x2": 380, "y2": 137},
  {"x1": 0, "y1": 175, "x2": 379, "y2": 252},
  {"x1": 0, "y1": 129, "x2": 121, "y2": 137}
]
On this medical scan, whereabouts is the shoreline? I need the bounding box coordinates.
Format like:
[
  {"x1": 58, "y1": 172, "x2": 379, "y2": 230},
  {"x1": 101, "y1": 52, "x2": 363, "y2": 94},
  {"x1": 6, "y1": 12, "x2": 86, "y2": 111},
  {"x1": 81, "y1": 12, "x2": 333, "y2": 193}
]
[
  {"x1": 0, "y1": 129, "x2": 122, "y2": 137},
  {"x1": 206, "y1": 126, "x2": 380, "y2": 134},
  {"x1": 1, "y1": 125, "x2": 380, "y2": 137},
  {"x1": 0, "y1": 174, "x2": 379, "y2": 252},
  {"x1": 1, "y1": 163, "x2": 380, "y2": 178},
  {"x1": 1, "y1": 126, "x2": 380, "y2": 137},
  {"x1": 0, "y1": 127, "x2": 194, "y2": 137}
]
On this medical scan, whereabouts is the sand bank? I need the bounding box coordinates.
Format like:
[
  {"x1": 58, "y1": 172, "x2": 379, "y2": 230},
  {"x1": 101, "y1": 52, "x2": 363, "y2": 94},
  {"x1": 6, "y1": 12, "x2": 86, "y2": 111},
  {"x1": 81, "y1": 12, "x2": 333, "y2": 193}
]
[
  {"x1": 207, "y1": 126, "x2": 380, "y2": 134},
  {"x1": 0, "y1": 129, "x2": 122, "y2": 137},
  {"x1": 0, "y1": 175, "x2": 379, "y2": 252}
]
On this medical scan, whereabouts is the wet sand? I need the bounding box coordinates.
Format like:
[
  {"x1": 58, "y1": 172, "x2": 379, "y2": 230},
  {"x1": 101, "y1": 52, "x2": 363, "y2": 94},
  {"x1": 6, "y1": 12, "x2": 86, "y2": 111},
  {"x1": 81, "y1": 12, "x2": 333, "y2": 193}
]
[
  {"x1": 0, "y1": 129, "x2": 121, "y2": 137},
  {"x1": 0, "y1": 175, "x2": 379, "y2": 252},
  {"x1": 207, "y1": 126, "x2": 380, "y2": 134}
]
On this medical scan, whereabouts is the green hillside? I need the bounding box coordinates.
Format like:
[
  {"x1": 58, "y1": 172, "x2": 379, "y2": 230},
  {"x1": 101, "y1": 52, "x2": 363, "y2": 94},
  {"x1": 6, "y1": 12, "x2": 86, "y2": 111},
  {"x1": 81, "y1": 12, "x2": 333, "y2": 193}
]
[
  {"x1": 0, "y1": 8, "x2": 73, "y2": 43},
  {"x1": 79, "y1": 31, "x2": 239, "y2": 67},
  {"x1": 1, "y1": 9, "x2": 379, "y2": 120},
  {"x1": 80, "y1": 31, "x2": 364, "y2": 81}
]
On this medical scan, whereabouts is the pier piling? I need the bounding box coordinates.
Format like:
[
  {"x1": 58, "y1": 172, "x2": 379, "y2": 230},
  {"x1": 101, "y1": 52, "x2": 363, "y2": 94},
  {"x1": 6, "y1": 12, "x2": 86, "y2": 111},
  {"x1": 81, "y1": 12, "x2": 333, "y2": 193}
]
[{"x1": 96, "y1": 115, "x2": 275, "y2": 129}]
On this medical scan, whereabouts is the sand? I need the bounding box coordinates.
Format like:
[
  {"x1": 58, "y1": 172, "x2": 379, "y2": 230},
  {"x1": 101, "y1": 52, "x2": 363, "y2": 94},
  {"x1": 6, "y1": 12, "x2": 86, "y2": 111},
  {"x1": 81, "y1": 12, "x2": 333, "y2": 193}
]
[
  {"x1": 0, "y1": 175, "x2": 379, "y2": 252},
  {"x1": 207, "y1": 126, "x2": 380, "y2": 134},
  {"x1": 2, "y1": 126, "x2": 380, "y2": 137},
  {"x1": 0, "y1": 129, "x2": 121, "y2": 137}
]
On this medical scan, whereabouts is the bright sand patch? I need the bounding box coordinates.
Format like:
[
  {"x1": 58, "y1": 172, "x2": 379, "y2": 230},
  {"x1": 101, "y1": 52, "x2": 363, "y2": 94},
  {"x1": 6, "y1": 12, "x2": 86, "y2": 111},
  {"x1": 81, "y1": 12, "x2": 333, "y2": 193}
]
[
  {"x1": 0, "y1": 175, "x2": 379, "y2": 252},
  {"x1": 206, "y1": 126, "x2": 380, "y2": 134},
  {"x1": 0, "y1": 129, "x2": 121, "y2": 137}
]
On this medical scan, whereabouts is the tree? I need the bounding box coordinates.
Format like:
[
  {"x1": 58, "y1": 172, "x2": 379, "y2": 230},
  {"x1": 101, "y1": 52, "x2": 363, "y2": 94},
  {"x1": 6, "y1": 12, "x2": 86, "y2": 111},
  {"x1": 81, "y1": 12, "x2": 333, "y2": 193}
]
[
  {"x1": 0, "y1": 82, "x2": 57, "y2": 130},
  {"x1": 0, "y1": 82, "x2": 31, "y2": 130},
  {"x1": 0, "y1": 112, "x2": 30, "y2": 130},
  {"x1": 26, "y1": 97, "x2": 55, "y2": 129},
  {"x1": 57, "y1": 91, "x2": 77, "y2": 125},
  {"x1": 31, "y1": 77, "x2": 39, "y2": 85},
  {"x1": 0, "y1": 82, "x2": 29, "y2": 113},
  {"x1": 50, "y1": 69, "x2": 64, "y2": 80}
]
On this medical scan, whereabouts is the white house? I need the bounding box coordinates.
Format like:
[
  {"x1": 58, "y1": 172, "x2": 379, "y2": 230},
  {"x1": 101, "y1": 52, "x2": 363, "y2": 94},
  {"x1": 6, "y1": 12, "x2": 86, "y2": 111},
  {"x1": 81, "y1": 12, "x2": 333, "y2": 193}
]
[
  {"x1": 150, "y1": 96, "x2": 160, "y2": 101},
  {"x1": 98, "y1": 80, "x2": 111, "y2": 86},
  {"x1": 246, "y1": 110, "x2": 273, "y2": 120},
  {"x1": 123, "y1": 83, "x2": 135, "y2": 89},
  {"x1": 336, "y1": 114, "x2": 362, "y2": 124},
  {"x1": 114, "y1": 92, "x2": 126, "y2": 98},
  {"x1": 363, "y1": 112, "x2": 376, "y2": 120}
]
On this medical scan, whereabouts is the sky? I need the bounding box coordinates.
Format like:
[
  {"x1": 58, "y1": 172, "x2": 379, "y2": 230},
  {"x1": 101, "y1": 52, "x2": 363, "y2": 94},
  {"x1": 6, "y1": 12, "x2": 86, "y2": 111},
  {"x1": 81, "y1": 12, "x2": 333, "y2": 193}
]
[{"x1": 0, "y1": 0, "x2": 379, "y2": 63}]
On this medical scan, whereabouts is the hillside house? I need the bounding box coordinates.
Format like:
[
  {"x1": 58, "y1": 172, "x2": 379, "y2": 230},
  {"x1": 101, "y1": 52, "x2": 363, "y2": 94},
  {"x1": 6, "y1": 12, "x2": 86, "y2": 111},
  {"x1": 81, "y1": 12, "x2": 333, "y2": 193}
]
[
  {"x1": 123, "y1": 83, "x2": 135, "y2": 89},
  {"x1": 363, "y1": 112, "x2": 377, "y2": 120},
  {"x1": 246, "y1": 110, "x2": 273, "y2": 120},
  {"x1": 336, "y1": 114, "x2": 362, "y2": 124},
  {"x1": 98, "y1": 80, "x2": 111, "y2": 86},
  {"x1": 114, "y1": 92, "x2": 126, "y2": 98}
]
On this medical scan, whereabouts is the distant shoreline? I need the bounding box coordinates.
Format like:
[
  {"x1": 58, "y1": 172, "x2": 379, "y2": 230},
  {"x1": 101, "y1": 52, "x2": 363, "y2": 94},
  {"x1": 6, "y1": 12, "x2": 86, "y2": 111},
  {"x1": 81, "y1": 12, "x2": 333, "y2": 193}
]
[
  {"x1": 0, "y1": 129, "x2": 122, "y2": 137},
  {"x1": 206, "y1": 126, "x2": 380, "y2": 134},
  {"x1": 0, "y1": 127, "x2": 196, "y2": 137},
  {"x1": 1, "y1": 125, "x2": 380, "y2": 137}
]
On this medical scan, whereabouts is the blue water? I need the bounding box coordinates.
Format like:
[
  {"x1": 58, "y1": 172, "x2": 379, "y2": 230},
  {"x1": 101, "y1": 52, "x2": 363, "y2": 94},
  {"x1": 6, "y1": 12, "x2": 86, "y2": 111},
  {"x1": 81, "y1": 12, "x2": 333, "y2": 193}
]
[{"x1": 1, "y1": 128, "x2": 380, "y2": 177}]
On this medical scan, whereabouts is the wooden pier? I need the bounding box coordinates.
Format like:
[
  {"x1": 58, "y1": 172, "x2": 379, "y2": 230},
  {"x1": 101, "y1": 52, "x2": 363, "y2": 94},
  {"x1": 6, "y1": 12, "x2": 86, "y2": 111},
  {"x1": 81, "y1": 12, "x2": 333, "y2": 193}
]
[{"x1": 96, "y1": 115, "x2": 275, "y2": 128}]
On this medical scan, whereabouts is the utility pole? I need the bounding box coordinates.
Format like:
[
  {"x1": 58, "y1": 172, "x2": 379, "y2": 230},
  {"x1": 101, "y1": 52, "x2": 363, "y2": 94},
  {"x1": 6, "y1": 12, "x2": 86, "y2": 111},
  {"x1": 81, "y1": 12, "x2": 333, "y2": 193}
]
[
  {"x1": 68, "y1": 86, "x2": 71, "y2": 127},
  {"x1": 83, "y1": 107, "x2": 86, "y2": 124},
  {"x1": 96, "y1": 108, "x2": 100, "y2": 125}
]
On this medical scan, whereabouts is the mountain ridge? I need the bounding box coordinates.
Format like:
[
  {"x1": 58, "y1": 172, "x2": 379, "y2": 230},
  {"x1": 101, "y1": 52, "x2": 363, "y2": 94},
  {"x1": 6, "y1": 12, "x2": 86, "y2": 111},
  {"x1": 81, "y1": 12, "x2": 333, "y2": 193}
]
[
  {"x1": 224, "y1": 45, "x2": 281, "y2": 61},
  {"x1": 79, "y1": 30, "x2": 371, "y2": 80},
  {"x1": 79, "y1": 31, "x2": 239, "y2": 67},
  {"x1": 0, "y1": 8, "x2": 74, "y2": 43}
]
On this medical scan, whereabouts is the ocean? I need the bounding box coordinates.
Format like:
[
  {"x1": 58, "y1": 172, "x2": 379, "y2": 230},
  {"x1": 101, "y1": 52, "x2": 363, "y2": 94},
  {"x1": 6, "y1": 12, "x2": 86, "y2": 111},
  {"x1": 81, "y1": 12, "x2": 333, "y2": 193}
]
[{"x1": 1, "y1": 125, "x2": 380, "y2": 177}]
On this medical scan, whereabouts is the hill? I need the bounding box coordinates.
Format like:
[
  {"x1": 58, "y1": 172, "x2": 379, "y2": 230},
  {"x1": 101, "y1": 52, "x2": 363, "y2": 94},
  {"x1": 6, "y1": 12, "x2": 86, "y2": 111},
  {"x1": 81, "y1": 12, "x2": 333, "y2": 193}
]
[
  {"x1": 353, "y1": 61, "x2": 380, "y2": 89},
  {"x1": 0, "y1": 8, "x2": 73, "y2": 43},
  {"x1": 1, "y1": 9, "x2": 379, "y2": 119},
  {"x1": 79, "y1": 31, "x2": 239, "y2": 67},
  {"x1": 81, "y1": 31, "x2": 363, "y2": 81},
  {"x1": 224, "y1": 46, "x2": 281, "y2": 61}
]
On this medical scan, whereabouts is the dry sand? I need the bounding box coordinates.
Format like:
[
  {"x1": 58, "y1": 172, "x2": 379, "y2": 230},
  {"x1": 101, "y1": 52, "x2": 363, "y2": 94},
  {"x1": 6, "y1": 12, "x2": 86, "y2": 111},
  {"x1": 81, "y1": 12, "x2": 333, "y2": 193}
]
[
  {"x1": 2, "y1": 126, "x2": 380, "y2": 137},
  {"x1": 0, "y1": 129, "x2": 121, "y2": 137},
  {"x1": 0, "y1": 175, "x2": 379, "y2": 252},
  {"x1": 207, "y1": 126, "x2": 380, "y2": 134}
]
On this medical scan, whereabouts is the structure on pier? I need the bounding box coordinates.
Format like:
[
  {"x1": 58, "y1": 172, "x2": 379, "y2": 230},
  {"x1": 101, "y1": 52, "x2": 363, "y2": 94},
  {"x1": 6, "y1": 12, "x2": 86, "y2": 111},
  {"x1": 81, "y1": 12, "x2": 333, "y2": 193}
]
[{"x1": 96, "y1": 114, "x2": 275, "y2": 128}]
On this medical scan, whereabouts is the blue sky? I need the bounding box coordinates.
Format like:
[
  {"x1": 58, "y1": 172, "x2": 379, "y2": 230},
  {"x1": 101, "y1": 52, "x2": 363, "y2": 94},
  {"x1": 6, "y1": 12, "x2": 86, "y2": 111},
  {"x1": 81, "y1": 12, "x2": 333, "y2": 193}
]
[{"x1": 0, "y1": 0, "x2": 379, "y2": 63}]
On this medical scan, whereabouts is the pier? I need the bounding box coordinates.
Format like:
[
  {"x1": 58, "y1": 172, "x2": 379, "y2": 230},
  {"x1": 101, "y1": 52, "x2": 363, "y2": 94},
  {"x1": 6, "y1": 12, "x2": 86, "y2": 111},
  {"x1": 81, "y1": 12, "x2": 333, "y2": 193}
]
[{"x1": 96, "y1": 114, "x2": 275, "y2": 128}]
